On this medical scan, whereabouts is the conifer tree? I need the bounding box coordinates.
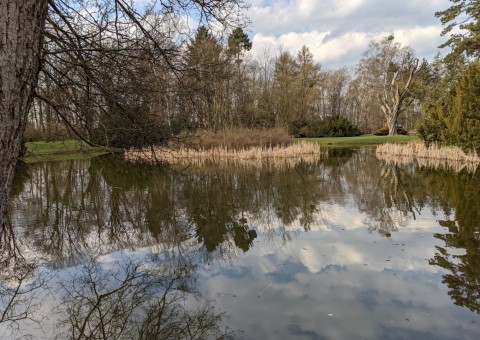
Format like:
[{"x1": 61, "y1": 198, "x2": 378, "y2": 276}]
[
  {"x1": 449, "y1": 62, "x2": 480, "y2": 151},
  {"x1": 436, "y1": 0, "x2": 480, "y2": 61}
]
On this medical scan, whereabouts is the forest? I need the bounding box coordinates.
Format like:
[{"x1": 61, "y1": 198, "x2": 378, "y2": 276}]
[{"x1": 20, "y1": 1, "x2": 478, "y2": 149}]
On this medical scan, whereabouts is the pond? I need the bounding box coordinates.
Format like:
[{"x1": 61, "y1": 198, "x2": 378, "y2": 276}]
[{"x1": 1, "y1": 148, "x2": 480, "y2": 339}]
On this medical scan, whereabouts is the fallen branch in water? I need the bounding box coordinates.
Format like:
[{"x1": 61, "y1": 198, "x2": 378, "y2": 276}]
[{"x1": 257, "y1": 282, "x2": 273, "y2": 298}]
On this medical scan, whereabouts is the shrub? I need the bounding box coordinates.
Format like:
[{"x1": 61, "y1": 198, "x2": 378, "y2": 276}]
[
  {"x1": 372, "y1": 126, "x2": 408, "y2": 136},
  {"x1": 303, "y1": 116, "x2": 362, "y2": 138}
]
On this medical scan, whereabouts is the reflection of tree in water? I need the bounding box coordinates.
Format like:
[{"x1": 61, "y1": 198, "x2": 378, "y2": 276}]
[
  {"x1": 338, "y1": 153, "x2": 480, "y2": 313},
  {"x1": 422, "y1": 169, "x2": 480, "y2": 313},
  {"x1": 0, "y1": 235, "x2": 234, "y2": 339},
  {"x1": 343, "y1": 150, "x2": 426, "y2": 238},
  {"x1": 7, "y1": 148, "x2": 480, "y2": 333},
  {"x1": 9, "y1": 156, "x2": 329, "y2": 265},
  {"x1": 338, "y1": 151, "x2": 480, "y2": 312},
  {"x1": 56, "y1": 255, "x2": 234, "y2": 339},
  {"x1": 0, "y1": 226, "x2": 48, "y2": 335}
]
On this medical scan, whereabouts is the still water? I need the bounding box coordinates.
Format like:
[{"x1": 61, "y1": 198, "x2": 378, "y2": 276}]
[{"x1": 2, "y1": 148, "x2": 480, "y2": 339}]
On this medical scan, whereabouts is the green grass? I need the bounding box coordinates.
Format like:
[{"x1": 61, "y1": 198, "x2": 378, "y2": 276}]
[
  {"x1": 297, "y1": 134, "x2": 419, "y2": 147},
  {"x1": 24, "y1": 140, "x2": 109, "y2": 163}
]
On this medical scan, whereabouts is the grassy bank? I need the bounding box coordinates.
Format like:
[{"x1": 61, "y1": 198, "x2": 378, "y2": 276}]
[
  {"x1": 24, "y1": 140, "x2": 109, "y2": 162},
  {"x1": 299, "y1": 134, "x2": 419, "y2": 147}
]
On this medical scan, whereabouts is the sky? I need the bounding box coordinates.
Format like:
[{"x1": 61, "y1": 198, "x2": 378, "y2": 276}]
[{"x1": 246, "y1": 0, "x2": 451, "y2": 69}]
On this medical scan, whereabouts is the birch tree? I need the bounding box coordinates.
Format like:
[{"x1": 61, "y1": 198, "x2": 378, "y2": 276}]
[{"x1": 357, "y1": 36, "x2": 419, "y2": 135}]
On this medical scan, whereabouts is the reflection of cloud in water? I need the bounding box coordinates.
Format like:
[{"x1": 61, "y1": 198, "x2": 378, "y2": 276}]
[
  {"x1": 197, "y1": 222, "x2": 472, "y2": 339},
  {"x1": 1, "y1": 248, "x2": 233, "y2": 339}
]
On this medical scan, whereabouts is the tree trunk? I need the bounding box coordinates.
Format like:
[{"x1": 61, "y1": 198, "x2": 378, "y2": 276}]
[
  {"x1": 387, "y1": 112, "x2": 399, "y2": 135},
  {"x1": 0, "y1": 0, "x2": 49, "y2": 240}
]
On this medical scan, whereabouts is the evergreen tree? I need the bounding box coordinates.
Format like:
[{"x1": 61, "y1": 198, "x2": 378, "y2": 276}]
[
  {"x1": 449, "y1": 62, "x2": 480, "y2": 151},
  {"x1": 227, "y1": 27, "x2": 253, "y2": 127},
  {"x1": 272, "y1": 51, "x2": 299, "y2": 132},
  {"x1": 227, "y1": 27, "x2": 252, "y2": 62},
  {"x1": 436, "y1": 0, "x2": 480, "y2": 61},
  {"x1": 418, "y1": 62, "x2": 480, "y2": 151},
  {"x1": 296, "y1": 46, "x2": 322, "y2": 130},
  {"x1": 182, "y1": 26, "x2": 228, "y2": 131}
]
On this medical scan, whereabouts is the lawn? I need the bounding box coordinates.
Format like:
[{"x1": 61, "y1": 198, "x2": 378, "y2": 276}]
[
  {"x1": 298, "y1": 134, "x2": 419, "y2": 147},
  {"x1": 24, "y1": 140, "x2": 109, "y2": 162}
]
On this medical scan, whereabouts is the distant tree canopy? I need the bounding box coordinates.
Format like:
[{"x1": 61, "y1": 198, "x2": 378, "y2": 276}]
[{"x1": 36, "y1": 1, "x2": 249, "y2": 148}]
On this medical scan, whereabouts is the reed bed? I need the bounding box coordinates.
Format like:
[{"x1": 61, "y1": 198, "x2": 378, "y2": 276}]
[
  {"x1": 180, "y1": 127, "x2": 292, "y2": 149},
  {"x1": 125, "y1": 142, "x2": 325, "y2": 169},
  {"x1": 376, "y1": 142, "x2": 479, "y2": 173}
]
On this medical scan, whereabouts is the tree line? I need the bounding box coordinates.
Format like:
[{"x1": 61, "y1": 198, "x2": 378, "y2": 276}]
[
  {"x1": 19, "y1": 0, "x2": 480, "y2": 152},
  {"x1": 28, "y1": 23, "x2": 426, "y2": 146},
  {"x1": 1, "y1": 0, "x2": 480, "y2": 241}
]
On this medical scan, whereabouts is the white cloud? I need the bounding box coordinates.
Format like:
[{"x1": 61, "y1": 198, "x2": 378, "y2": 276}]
[{"x1": 246, "y1": 0, "x2": 450, "y2": 68}]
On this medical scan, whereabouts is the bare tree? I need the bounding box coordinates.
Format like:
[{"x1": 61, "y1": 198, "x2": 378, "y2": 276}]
[
  {"x1": 0, "y1": 0, "x2": 248, "y2": 257},
  {"x1": 357, "y1": 36, "x2": 419, "y2": 135}
]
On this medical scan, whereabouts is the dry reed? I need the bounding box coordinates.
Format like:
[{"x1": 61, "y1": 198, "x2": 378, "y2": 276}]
[
  {"x1": 125, "y1": 142, "x2": 325, "y2": 169},
  {"x1": 376, "y1": 142, "x2": 479, "y2": 172},
  {"x1": 179, "y1": 127, "x2": 292, "y2": 149}
]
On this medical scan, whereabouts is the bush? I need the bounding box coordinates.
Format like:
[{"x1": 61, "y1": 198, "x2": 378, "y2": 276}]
[
  {"x1": 372, "y1": 126, "x2": 408, "y2": 136},
  {"x1": 303, "y1": 116, "x2": 362, "y2": 138}
]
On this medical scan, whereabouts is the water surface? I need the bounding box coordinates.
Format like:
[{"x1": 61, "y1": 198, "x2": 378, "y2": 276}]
[{"x1": 2, "y1": 148, "x2": 480, "y2": 339}]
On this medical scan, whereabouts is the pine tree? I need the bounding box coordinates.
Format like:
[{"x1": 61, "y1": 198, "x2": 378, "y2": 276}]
[
  {"x1": 182, "y1": 26, "x2": 227, "y2": 131},
  {"x1": 436, "y1": 0, "x2": 480, "y2": 61}
]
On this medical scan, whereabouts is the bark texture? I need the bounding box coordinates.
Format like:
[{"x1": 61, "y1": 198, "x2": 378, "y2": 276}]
[{"x1": 0, "y1": 0, "x2": 49, "y2": 241}]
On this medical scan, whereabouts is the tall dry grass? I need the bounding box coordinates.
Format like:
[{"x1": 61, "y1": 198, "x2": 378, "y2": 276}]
[
  {"x1": 376, "y1": 142, "x2": 479, "y2": 172},
  {"x1": 178, "y1": 127, "x2": 292, "y2": 150},
  {"x1": 125, "y1": 142, "x2": 325, "y2": 169}
]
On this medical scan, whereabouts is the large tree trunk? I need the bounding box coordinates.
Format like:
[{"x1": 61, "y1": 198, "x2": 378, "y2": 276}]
[
  {"x1": 387, "y1": 111, "x2": 399, "y2": 136},
  {"x1": 0, "y1": 0, "x2": 49, "y2": 242}
]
